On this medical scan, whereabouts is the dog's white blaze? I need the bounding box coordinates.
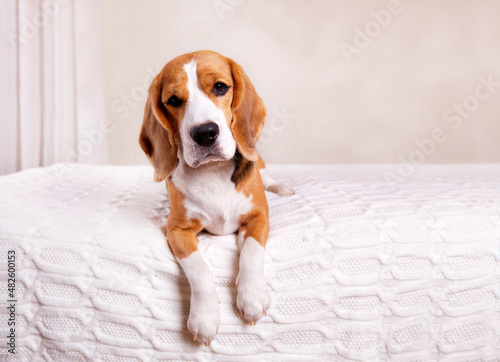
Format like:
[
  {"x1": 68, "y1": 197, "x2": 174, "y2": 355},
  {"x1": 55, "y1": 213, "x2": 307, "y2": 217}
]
[
  {"x1": 171, "y1": 160, "x2": 253, "y2": 235},
  {"x1": 181, "y1": 60, "x2": 236, "y2": 167}
]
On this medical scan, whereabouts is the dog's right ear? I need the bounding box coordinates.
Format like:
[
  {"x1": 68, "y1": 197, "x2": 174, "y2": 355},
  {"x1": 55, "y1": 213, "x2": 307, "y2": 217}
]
[{"x1": 139, "y1": 78, "x2": 178, "y2": 182}]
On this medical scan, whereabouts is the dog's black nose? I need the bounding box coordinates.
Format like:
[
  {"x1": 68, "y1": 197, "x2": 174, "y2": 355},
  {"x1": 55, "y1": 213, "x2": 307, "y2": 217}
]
[{"x1": 190, "y1": 122, "x2": 219, "y2": 147}]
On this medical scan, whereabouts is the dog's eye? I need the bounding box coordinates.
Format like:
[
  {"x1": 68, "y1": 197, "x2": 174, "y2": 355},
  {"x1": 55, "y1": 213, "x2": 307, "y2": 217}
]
[
  {"x1": 167, "y1": 95, "x2": 182, "y2": 107},
  {"x1": 213, "y1": 82, "x2": 229, "y2": 96}
]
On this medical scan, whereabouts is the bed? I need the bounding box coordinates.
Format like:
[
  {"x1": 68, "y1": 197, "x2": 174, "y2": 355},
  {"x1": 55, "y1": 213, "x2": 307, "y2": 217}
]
[{"x1": 1, "y1": 163, "x2": 499, "y2": 361}]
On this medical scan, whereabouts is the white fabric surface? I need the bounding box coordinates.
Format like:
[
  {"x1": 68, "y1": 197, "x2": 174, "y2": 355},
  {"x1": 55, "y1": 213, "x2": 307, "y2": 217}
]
[{"x1": 1, "y1": 163, "x2": 499, "y2": 361}]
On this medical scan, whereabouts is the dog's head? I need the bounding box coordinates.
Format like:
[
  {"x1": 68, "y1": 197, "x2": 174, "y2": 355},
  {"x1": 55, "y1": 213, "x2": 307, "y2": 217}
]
[{"x1": 139, "y1": 50, "x2": 266, "y2": 182}]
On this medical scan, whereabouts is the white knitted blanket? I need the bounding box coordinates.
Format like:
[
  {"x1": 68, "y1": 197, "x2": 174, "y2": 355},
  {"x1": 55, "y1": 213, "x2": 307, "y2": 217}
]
[{"x1": 1, "y1": 163, "x2": 499, "y2": 361}]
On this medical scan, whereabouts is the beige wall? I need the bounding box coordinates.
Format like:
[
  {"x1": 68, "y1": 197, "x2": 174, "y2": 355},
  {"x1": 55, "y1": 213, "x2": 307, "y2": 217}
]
[{"x1": 102, "y1": 0, "x2": 500, "y2": 165}]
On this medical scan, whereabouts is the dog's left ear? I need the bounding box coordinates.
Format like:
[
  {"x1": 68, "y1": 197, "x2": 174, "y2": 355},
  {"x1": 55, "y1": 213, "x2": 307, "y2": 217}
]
[{"x1": 229, "y1": 59, "x2": 266, "y2": 162}]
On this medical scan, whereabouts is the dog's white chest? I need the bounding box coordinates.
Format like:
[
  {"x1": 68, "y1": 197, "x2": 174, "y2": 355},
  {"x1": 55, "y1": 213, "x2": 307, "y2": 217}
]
[{"x1": 171, "y1": 162, "x2": 253, "y2": 235}]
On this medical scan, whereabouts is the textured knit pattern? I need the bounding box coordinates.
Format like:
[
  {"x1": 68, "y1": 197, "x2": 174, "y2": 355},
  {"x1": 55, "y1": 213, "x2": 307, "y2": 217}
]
[{"x1": 0, "y1": 163, "x2": 499, "y2": 361}]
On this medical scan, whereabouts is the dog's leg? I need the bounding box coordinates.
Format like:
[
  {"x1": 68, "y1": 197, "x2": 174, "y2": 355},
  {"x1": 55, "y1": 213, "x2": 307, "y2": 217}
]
[
  {"x1": 168, "y1": 227, "x2": 220, "y2": 346},
  {"x1": 257, "y1": 156, "x2": 294, "y2": 196},
  {"x1": 259, "y1": 167, "x2": 295, "y2": 196},
  {"x1": 236, "y1": 214, "x2": 271, "y2": 325}
]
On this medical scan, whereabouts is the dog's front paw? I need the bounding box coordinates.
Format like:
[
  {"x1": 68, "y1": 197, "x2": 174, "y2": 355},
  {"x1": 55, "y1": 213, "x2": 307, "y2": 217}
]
[
  {"x1": 236, "y1": 272, "x2": 271, "y2": 325},
  {"x1": 187, "y1": 293, "x2": 220, "y2": 346}
]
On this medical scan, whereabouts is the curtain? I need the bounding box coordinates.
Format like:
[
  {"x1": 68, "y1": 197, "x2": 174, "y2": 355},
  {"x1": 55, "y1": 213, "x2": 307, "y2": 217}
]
[{"x1": 0, "y1": 0, "x2": 107, "y2": 176}]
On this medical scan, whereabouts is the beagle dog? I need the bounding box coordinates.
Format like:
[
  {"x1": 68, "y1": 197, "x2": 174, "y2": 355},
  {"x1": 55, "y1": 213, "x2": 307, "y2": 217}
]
[{"x1": 139, "y1": 50, "x2": 293, "y2": 346}]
